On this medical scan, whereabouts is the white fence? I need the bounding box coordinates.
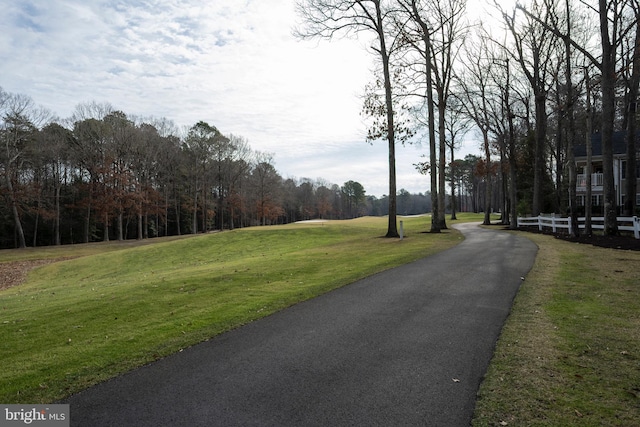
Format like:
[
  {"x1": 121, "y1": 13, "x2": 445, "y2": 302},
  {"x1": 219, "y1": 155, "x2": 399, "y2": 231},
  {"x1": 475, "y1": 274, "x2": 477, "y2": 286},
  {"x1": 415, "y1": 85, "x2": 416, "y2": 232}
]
[{"x1": 517, "y1": 215, "x2": 640, "y2": 239}]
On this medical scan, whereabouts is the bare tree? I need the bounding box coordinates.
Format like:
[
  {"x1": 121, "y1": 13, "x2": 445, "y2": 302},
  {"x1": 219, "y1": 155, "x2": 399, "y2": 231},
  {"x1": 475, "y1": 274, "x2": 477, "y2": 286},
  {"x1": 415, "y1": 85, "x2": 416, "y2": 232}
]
[
  {"x1": 619, "y1": 0, "x2": 640, "y2": 216},
  {"x1": 69, "y1": 101, "x2": 115, "y2": 242},
  {"x1": 183, "y1": 121, "x2": 228, "y2": 234},
  {"x1": 443, "y1": 98, "x2": 472, "y2": 221},
  {"x1": 0, "y1": 90, "x2": 51, "y2": 248},
  {"x1": 39, "y1": 122, "x2": 74, "y2": 245},
  {"x1": 295, "y1": 0, "x2": 401, "y2": 237},
  {"x1": 484, "y1": 48, "x2": 521, "y2": 229},
  {"x1": 517, "y1": 0, "x2": 638, "y2": 234},
  {"x1": 396, "y1": 0, "x2": 441, "y2": 232},
  {"x1": 250, "y1": 152, "x2": 283, "y2": 226},
  {"x1": 455, "y1": 28, "x2": 498, "y2": 225},
  {"x1": 498, "y1": 1, "x2": 559, "y2": 217}
]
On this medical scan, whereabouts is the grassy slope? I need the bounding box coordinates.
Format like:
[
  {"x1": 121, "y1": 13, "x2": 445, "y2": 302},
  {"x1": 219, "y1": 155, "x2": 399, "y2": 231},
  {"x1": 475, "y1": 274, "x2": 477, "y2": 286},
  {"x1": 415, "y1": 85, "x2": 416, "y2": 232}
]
[
  {"x1": 0, "y1": 215, "x2": 471, "y2": 403},
  {"x1": 472, "y1": 231, "x2": 640, "y2": 426}
]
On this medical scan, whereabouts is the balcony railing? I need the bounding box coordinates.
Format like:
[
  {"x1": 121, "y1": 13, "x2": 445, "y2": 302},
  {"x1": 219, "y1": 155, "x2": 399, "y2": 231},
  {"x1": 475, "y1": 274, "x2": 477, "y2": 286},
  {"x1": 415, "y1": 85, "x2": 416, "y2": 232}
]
[{"x1": 577, "y1": 173, "x2": 603, "y2": 190}]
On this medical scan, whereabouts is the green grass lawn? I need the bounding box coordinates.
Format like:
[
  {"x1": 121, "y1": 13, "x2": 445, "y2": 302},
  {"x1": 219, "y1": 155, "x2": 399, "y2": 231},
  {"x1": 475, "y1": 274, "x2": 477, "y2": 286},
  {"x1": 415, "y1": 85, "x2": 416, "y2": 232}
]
[
  {"x1": 1, "y1": 215, "x2": 478, "y2": 403},
  {"x1": 472, "y1": 230, "x2": 640, "y2": 426}
]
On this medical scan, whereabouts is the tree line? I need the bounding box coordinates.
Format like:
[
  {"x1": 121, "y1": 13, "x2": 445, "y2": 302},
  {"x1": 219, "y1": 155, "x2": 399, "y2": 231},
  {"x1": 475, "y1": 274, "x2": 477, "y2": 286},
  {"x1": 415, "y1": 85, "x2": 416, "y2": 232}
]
[
  {"x1": 0, "y1": 91, "x2": 455, "y2": 249},
  {"x1": 296, "y1": 0, "x2": 640, "y2": 236}
]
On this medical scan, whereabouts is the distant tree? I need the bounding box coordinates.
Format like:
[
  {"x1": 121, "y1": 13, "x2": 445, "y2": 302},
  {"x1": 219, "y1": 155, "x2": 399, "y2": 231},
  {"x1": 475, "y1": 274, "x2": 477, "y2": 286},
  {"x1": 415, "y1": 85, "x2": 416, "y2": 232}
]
[
  {"x1": 443, "y1": 97, "x2": 472, "y2": 221},
  {"x1": 296, "y1": 178, "x2": 316, "y2": 220},
  {"x1": 69, "y1": 102, "x2": 114, "y2": 242},
  {"x1": 250, "y1": 152, "x2": 283, "y2": 225},
  {"x1": 103, "y1": 111, "x2": 137, "y2": 241},
  {"x1": 456, "y1": 30, "x2": 497, "y2": 225},
  {"x1": 0, "y1": 90, "x2": 49, "y2": 248},
  {"x1": 39, "y1": 122, "x2": 74, "y2": 245},
  {"x1": 316, "y1": 183, "x2": 335, "y2": 219},
  {"x1": 183, "y1": 121, "x2": 228, "y2": 233},
  {"x1": 341, "y1": 180, "x2": 366, "y2": 218}
]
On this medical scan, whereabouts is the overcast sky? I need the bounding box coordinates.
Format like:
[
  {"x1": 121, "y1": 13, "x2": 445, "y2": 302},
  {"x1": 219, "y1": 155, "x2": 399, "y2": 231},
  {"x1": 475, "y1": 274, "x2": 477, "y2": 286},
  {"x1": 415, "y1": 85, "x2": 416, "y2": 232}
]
[{"x1": 1, "y1": 0, "x2": 484, "y2": 197}]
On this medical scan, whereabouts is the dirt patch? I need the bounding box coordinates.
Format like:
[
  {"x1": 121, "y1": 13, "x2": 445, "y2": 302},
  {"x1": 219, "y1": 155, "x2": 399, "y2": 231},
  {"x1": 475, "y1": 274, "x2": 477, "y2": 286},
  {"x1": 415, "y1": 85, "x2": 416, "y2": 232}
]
[{"x1": 0, "y1": 259, "x2": 68, "y2": 291}]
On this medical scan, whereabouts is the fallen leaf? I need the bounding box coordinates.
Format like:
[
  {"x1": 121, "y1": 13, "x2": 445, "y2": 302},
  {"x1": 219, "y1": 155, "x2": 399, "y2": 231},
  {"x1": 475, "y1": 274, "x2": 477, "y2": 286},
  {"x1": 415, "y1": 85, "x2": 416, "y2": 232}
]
[
  {"x1": 452, "y1": 378, "x2": 460, "y2": 383},
  {"x1": 499, "y1": 422, "x2": 508, "y2": 426}
]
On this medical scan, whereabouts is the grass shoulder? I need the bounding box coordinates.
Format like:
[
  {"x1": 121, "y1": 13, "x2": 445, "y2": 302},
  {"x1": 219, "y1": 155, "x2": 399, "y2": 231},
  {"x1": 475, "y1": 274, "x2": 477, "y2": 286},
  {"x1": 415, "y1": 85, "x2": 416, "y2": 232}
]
[
  {"x1": 472, "y1": 230, "x2": 640, "y2": 426},
  {"x1": 0, "y1": 214, "x2": 478, "y2": 403}
]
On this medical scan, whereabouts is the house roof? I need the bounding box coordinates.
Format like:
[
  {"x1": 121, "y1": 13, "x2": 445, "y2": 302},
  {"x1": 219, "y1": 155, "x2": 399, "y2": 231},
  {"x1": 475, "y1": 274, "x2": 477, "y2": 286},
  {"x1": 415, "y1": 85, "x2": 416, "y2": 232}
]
[{"x1": 574, "y1": 130, "x2": 637, "y2": 157}]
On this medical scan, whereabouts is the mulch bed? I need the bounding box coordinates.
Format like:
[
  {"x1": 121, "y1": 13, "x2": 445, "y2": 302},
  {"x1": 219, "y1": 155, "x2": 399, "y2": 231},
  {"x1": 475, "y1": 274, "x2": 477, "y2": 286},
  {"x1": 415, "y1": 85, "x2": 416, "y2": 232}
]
[{"x1": 494, "y1": 224, "x2": 640, "y2": 251}]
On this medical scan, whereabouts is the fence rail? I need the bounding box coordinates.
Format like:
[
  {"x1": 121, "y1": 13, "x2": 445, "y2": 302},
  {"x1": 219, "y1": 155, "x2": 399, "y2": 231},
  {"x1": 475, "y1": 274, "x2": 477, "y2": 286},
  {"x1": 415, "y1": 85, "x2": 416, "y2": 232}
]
[{"x1": 517, "y1": 215, "x2": 640, "y2": 239}]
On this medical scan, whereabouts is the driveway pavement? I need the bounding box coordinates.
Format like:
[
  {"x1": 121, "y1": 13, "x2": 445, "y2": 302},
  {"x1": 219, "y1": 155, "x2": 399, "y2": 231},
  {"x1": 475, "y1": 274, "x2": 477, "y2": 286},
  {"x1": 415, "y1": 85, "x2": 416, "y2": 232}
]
[{"x1": 64, "y1": 222, "x2": 538, "y2": 426}]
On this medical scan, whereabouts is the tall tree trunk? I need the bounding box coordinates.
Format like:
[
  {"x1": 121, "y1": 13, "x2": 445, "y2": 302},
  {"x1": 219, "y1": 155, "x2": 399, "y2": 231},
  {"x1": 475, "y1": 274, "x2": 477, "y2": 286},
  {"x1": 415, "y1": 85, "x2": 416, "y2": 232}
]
[
  {"x1": 377, "y1": 6, "x2": 398, "y2": 238},
  {"x1": 450, "y1": 143, "x2": 457, "y2": 220},
  {"x1": 532, "y1": 91, "x2": 547, "y2": 216},
  {"x1": 137, "y1": 209, "x2": 143, "y2": 241},
  {"x1": 500, "y1": 139, "x2": 509, "y2": 225},
  {"x1": 506, "y1": 59, "x2": 519, "y2": 229},
  {"x1": 201, "y1": 185, "x2": 207, "y2": 233},
  {"x1": 565, "y1": 0, "x2": 579, "y2": 237},
  {"x1": 600, "y1": 0, "x2": 619, "y2": 235},
  {"x1": 103, "y1": 212, "x2": 110, "y2": 242},
  {"x1": 508, "y1": 111, "x2": 518, "y2": 229},
  {"x1": 437, "y1": 96, "x2": 447, "y2": 229},
  {"x1": 175, "y1": 192, "x2": 182, "y2": 236},
  {"x1": 117, "y1": 211, "x2": 124, "y2": 241},
  {"x1": 624, "y1": 14, "x2": 640, "y2": 216},
  {"x1": 555, "y1": 80, "x2": 564, "y2": 214},
  {"x1": 482, "y1": 129, "x2": 492, "y2": 225},
  {"x1": 218, "y1": 190, "x2": 225, "y2": 231},
  {"x1": 84, "y1": 202, "x2": 91, "y2": 243},
  {"x1": 407, "y1": 0, "x2": 439, "y2": 232},
  {"x1": 54, "y1": 182, "x2": 61, "y2": 245},
  {"x1": 33, "y1": 203, "x2": 40, "y2": 247},
  {"x1": 585, "y1": 68, "x2": 593, "y2": 235},
  {"x1": 4, "y1": 170, "x2": 26, "y2": 248},
  {"x1": 192, "y1": 184, "x2": 198, "y2": 234}
]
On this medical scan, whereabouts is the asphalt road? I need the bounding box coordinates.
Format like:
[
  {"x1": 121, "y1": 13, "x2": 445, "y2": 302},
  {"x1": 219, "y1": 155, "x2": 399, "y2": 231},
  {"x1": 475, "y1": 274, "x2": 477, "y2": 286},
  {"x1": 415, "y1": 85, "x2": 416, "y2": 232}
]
[{"x1": 64, "y1": 222, "x2": 538, "y2": 427}]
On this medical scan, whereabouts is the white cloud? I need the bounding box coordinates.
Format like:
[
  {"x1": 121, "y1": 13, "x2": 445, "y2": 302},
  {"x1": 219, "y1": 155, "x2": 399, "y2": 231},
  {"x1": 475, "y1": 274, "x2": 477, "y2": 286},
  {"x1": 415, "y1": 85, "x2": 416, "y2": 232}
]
[{"x1": 0, "y1": 0, "x2": 481, "y2": 197}]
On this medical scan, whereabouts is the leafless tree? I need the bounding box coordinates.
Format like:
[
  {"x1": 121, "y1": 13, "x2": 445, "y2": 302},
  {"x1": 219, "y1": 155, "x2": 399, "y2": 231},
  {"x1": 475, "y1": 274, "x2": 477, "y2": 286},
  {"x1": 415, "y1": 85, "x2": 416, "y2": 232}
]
[
  {"x1": 518, "y1": 0, "x2": 639, "y2": 234},
  {"x1": 497, "y1": 1, "x2": 559, "y2": 217},
  {"x1": 455, "y1": 27, "x2": 499, "y2": 225},
  {"x1": 619, "y1": 0, "x2": 640, "y2": 216},
  {"x1": 1, "y1": 90, "x2": 51, "y2": 248},
  {"x1": 295, "y1": 0, "x2": 402, "y2": 237},
  {"x1": 395, "y1": 0, "x2": 468, "y2": 230}
]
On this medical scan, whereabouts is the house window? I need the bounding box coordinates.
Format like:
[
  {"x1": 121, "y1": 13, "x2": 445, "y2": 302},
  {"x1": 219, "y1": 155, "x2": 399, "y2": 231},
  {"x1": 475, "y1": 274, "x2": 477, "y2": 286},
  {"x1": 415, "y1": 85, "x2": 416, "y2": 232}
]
[
  {"x1": 592, "y1": 195, "x2": 602, "y2": 206},
  {"x1": 577, "y1": 195, "x2": 585, "y2": 206},
  {"x1": 621, "y1": 160, "x2": 640, "y2": 179},
  {"x1": 637, "y1": 194, "x2": 640, "y2": 206}
]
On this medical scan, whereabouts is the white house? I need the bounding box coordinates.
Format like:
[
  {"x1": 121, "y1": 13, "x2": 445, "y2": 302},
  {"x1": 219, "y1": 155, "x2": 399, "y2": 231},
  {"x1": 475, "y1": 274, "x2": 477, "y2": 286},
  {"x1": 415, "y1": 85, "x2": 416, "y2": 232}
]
[{"x1": 574, "y1": 131, "x2": 640, "y2": 212}]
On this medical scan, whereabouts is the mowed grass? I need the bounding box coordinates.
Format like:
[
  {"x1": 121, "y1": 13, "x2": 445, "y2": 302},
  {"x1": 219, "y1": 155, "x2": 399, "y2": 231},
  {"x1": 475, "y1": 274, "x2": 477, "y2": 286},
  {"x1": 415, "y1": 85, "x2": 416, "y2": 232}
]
[
  {"x1": 0, "y1": 215, "x2": 472, "y2": 403},
  {"x1": 473, "y1": 230, "x2": 640, "y2": 426}
]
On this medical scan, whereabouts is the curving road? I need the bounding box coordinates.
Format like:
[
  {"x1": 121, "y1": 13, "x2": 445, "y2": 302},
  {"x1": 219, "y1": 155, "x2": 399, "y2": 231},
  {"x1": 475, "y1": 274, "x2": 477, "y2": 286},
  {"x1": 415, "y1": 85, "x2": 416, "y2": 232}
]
[{"x1": 64, "y1": 223, "x2": 538, "y2": 426}]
